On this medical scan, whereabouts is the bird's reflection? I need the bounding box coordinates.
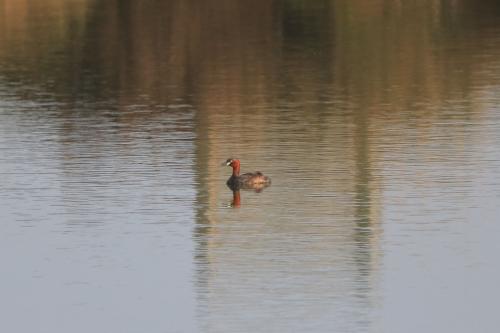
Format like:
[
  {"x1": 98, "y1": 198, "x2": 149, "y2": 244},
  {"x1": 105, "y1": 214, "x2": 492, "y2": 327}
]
[
  {"x1": 227, "y1": 182, "x2": 270, "y2": 208},
  {"x1": 231, "y1": 190, "x2": 241, "y2": 207}
]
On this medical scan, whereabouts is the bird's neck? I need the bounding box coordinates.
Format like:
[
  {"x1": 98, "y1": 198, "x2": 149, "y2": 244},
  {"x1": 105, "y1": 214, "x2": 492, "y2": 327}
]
[{"x1": 232, "y1": 163, "x2": 240, "y2": 176}]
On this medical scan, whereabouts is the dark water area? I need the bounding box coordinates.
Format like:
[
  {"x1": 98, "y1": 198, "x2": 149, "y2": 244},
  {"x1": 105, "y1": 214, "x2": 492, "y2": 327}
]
[{"x1": 1, "y1": 1, "x2": 500, "y2": 332}]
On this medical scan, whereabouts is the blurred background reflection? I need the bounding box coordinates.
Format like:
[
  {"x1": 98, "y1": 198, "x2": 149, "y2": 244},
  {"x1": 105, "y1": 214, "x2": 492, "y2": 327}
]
[{"x1": 1, "y1": 1, "x2": 500, "y2": 332}]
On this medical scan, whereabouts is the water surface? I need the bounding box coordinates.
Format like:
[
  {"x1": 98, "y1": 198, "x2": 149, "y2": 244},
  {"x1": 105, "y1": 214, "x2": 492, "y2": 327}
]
[{"x1": 1, "y1": 1, "x2": 500, "y2": 332}]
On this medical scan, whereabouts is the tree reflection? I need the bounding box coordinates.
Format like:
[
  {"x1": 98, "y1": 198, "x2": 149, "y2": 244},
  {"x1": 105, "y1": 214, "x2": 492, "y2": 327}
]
[{"x1": 2, "y1": 0, "x2": 500, "y2": 331}]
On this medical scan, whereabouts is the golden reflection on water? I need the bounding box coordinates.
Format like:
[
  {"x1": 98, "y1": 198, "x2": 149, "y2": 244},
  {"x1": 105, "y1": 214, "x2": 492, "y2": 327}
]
[{"x1": 1, "y1": 0, "x2": 500, "y2": 332}]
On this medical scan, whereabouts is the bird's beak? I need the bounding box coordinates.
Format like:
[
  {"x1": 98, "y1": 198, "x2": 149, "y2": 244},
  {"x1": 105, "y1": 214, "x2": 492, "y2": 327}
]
[{"x1": 221, "y1": 161, "x2": 231, "y2": 166}]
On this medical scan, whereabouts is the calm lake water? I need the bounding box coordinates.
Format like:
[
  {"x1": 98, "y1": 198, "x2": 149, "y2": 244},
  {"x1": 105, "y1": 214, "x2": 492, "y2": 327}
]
[{"x1": 1, "y1": 1, "x2": 500, "y2": 332}]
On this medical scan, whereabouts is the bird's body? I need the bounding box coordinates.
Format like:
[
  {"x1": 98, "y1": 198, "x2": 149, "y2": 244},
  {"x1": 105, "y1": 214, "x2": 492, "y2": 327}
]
[{"x1": 224, "y1": 158, "x2": 271, "y2": 190}]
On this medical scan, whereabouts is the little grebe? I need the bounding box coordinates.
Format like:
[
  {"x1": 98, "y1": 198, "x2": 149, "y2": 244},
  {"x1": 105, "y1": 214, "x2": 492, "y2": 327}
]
[{"x1": 224, "y1": 158, "x2": 271, "y2": 190}]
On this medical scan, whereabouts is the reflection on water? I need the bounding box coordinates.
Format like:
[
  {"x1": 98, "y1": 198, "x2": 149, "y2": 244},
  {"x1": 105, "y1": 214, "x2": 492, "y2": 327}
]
[
  {"x1": 226, "y1": 187, "x2": 269, "y2": 208},
  {"x1": 1, "y1": 1, "x2": 500, "y2": 332},
  {"x1": 229, "y1": 190, "x2": 241, "y2": 208}
]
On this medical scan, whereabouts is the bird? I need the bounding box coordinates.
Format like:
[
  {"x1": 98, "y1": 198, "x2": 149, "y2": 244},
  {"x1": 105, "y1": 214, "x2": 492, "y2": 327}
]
[{"x1": 224, "y1": 158, "x2": 271, "y2": 190}]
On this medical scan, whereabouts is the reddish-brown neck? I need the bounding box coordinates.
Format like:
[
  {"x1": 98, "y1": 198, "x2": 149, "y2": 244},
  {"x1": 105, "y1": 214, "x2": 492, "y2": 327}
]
[{"x1": 232, "y1": 160, "x2": 241, "y2": 176}]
